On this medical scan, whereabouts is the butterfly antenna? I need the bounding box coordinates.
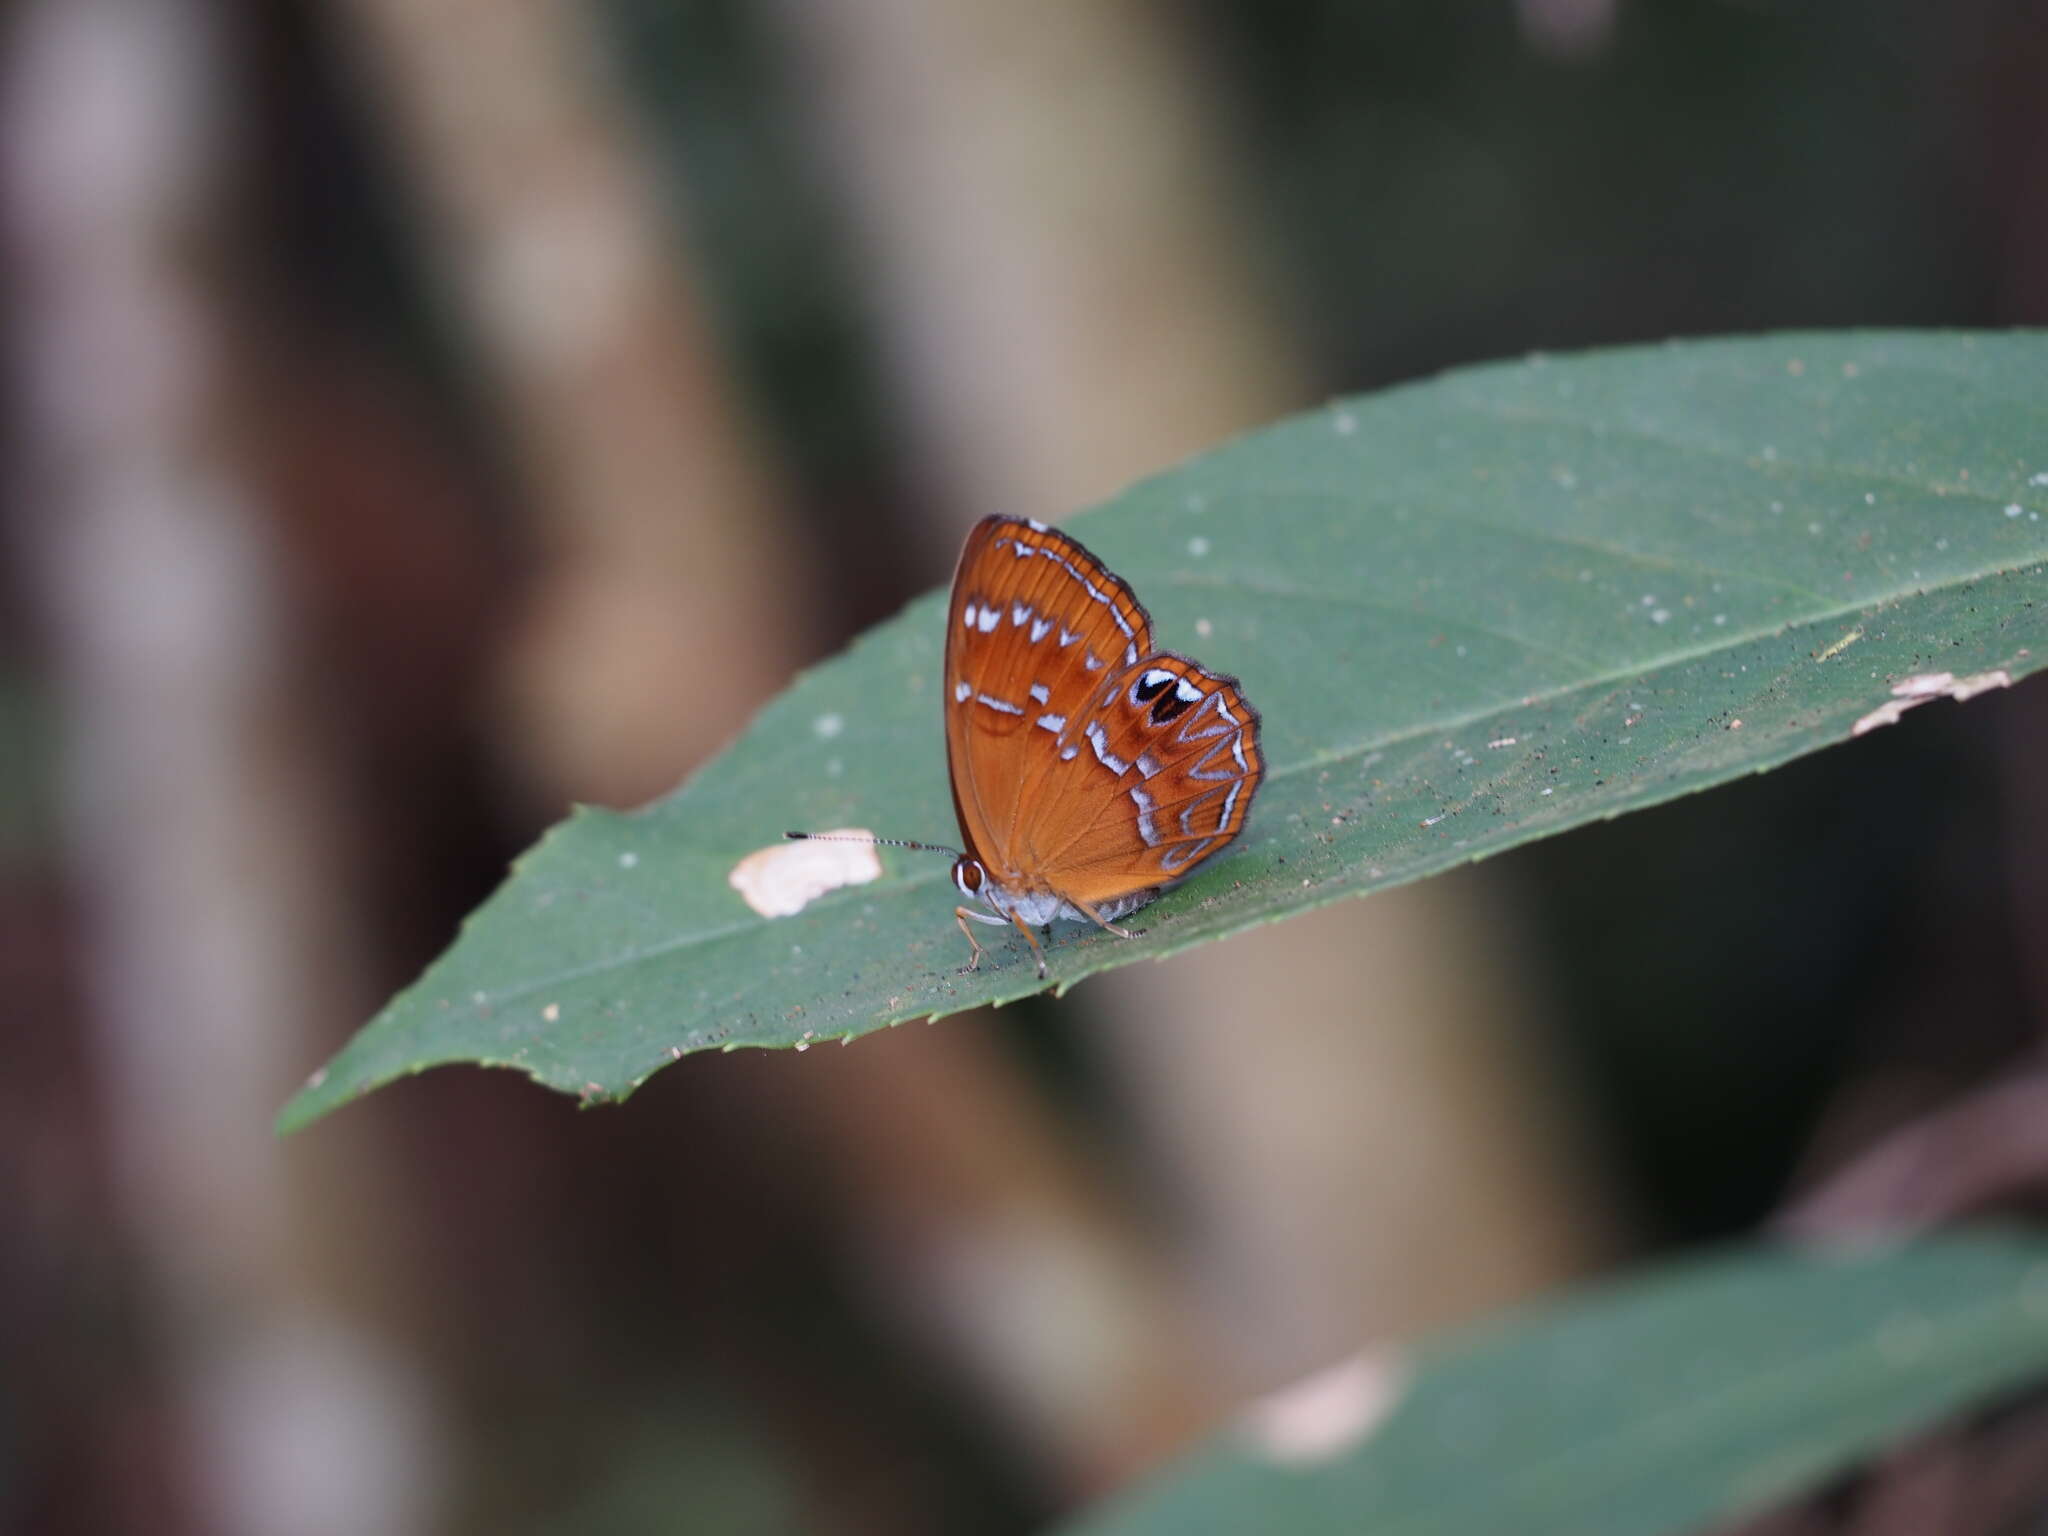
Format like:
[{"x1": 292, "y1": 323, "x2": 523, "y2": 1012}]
[{"x1": 784, "y1": 830, "x2": 960, "y2": 858}]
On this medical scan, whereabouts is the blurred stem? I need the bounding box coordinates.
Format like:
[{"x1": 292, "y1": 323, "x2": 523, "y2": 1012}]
[
  {"x1": 5, "y1": 1, "x2": 439, "y2": 1531},
  {"x1": 777, "y1": 0, "x2": 1300, "y2": 532},
  {"x1": 1097, "y1": 876, "x2": 1614, "y2": 1377},
  {"x1": 760, "y1": 1026, "x2": 1224, "y2": 1492},
  {"x1": 330, "y1": 0, "x2": 812, "y2": 807}
]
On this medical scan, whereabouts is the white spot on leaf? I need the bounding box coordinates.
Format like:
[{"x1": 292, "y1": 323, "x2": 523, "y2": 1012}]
[
  {"x1": 813, "y1": 712, "x2": 844, "y2": 739},
  {"x1": 729, "y1": 830, "x2": 882, "y2": 918},
  {"x1": 1241, "y1": 1350, "x2": 1406, "y2": 1466}
]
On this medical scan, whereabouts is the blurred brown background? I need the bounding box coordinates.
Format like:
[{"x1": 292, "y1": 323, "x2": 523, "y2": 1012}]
[{"x1": 4, "y1": 2, "x2": 2047, "y2": 1533}]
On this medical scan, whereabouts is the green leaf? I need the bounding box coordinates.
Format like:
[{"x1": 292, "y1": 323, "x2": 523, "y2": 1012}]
[
  {"x1": 281, "y1": 330, "x2": 2048, "y2": 1130},
  {"x1": 1057, "y1": 1233, "x2": 2048, "y2": 1536}
]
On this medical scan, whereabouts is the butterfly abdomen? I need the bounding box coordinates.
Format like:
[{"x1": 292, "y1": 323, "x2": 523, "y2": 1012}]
[{"x1": 979, "y1": 880, "x2": 1159, "y2": 929}]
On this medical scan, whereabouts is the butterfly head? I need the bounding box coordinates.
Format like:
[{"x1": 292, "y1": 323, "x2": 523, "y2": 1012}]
[{"x1": 951, "y1": 855, "x2": 989, "y2": 902}]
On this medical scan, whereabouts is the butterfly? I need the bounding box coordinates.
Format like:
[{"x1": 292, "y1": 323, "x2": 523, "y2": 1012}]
[{"x1": 798, "y1": 516, "x2": 1262, "y2": 977}]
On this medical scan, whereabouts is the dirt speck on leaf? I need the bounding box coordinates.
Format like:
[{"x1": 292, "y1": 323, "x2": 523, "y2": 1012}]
[{"x1": 1812, "y1": 626, "x2": 1864, "y2": 662}]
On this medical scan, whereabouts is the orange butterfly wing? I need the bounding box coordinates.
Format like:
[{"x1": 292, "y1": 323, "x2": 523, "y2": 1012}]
[
  {"x1": 945, "y1": 516, "x2": 1153, "y2": 878},
  {"x1": 1023, "y1": 652, "x2": 1262, "y2": 906},
  {"x1": 943, "y1": 516, "x2": 1261, "y2": 907}
]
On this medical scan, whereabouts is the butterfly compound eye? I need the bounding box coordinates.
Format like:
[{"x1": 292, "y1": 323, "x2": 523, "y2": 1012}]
[{"x1": 952, "y1": 857, "x2": 984, "y2": 897}]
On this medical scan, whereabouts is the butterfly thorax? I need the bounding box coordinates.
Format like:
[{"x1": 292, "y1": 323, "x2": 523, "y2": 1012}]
[{"x1": 951, "y1": 854, "x2": 1156, "y2": 929}]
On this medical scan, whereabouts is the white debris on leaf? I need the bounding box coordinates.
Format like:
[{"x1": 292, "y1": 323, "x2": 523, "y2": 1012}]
[
  {"x1": 1240, "y1": 1349, "x2": 1407, "y2": 1467},
  {"x1": 729, "y1": 829, "x2": 881, "y2": 918},
  {"x1": 1851, "y1": 670, "x2": 2014, "y2": 737}
]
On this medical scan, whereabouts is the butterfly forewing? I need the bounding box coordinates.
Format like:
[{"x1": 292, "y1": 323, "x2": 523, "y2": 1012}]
[
  {"x1": 944, "y1": 516, "x2": 1262, "y2": 914},
  {"x1": 944, "y1": 517, "x2": 1156, "y2": 875}
]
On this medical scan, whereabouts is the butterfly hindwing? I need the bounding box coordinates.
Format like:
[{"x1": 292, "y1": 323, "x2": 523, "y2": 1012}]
[{"x1": 1019, "y1": 652, "x2": 1262, "y2": 905}]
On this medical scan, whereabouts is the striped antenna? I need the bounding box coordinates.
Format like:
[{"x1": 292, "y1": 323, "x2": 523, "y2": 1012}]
[{"x1": 784, "y1": 830, "x2": 960, "y2": 858}]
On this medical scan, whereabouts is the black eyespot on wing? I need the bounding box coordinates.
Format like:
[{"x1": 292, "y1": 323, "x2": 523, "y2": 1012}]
[
  {"x1": 1149, "y1": 690, "x2": 1194, "y2": 725},
  {"x1": 1131, "y1": 669, "x2": 1173, "y2": 704}
]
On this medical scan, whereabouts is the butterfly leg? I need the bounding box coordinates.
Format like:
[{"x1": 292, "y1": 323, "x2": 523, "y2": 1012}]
[
  {"x1": 955, "y1": 906, "x2": 1009, "y2": 972},
  {"x1": 1069, "y1": 897, "x2": 1139, "y2": 940},
  {"x1": 1006, "y1": 910, "x2": 1049, "y2": 979}
]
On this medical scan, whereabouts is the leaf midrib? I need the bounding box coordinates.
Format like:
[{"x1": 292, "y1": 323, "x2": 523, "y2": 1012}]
[{"x1": 440, "y1": 547, "x2": 2042, "y2": 1020}]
